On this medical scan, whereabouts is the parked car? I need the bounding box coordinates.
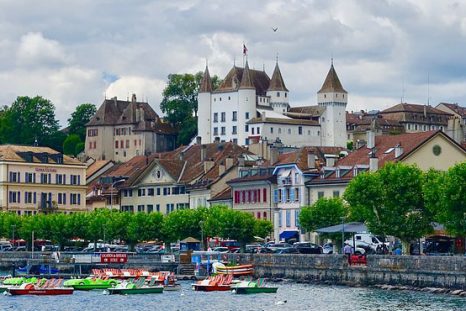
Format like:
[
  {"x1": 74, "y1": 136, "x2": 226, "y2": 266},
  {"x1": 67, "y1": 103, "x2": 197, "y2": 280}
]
[
  {"x1": 322, "y1": 243, "x2": 334, "y2": 254},
  {"x1": 275, "y1": 247, "x2": 300, "y2": 254},
  {"x1": 293, "y1": 242, "x2": 323, "y2": 254},
  {"x1": 267, "y1": 243, "x2": 292, "y2": 251},
  {"x1": 212, "y1": 247, "x2": 230, "y2": 253},
  {"x1": 257, "y1": 247, "x2": 275, "y2": 254}
]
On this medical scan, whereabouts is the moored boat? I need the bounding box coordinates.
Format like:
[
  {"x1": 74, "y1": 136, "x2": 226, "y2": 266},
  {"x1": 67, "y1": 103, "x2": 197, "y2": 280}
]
[
  {"x1": 104, "y1": 277, "x2": 164, "y2": 295},
  {"x1": 231, "y1": 279, "x2": 278, "y2": 294},
  {"x1": 216, "y1": 264, "x2": 254, "y2": 276},
  {"x1": 192, "y1": 274, "x2": 233, "y2": 292},
  {"x1": 7, "y1": 280, "x2": 73, "y2": 296},
  {"x1": 64, "y1": 277, "x2": 119, "y2": 290}
]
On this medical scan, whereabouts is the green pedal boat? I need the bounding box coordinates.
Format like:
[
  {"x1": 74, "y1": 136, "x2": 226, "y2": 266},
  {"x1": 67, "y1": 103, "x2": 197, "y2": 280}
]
[
  {"x1": 64, "y1": 277, "x2": 119, "y2": 290},
  {"x1": 104, "y1": 278, "x2": 164, "y2": 295},
  {"x1": 231, "y1": 280, "x2": 278, "y2": 294}
]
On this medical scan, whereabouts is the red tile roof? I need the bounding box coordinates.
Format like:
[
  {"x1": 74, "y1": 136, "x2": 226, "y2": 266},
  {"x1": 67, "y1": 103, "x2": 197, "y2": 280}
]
[
  {"x1": 209, "y1": 187, "x2": 232, "y2": 202},
  {"x1": 381, "y1": 103, "x2": 452, "y2": 115},
  {"x1": 275, "y1": 146, "x2": 347, "y2": 171}
]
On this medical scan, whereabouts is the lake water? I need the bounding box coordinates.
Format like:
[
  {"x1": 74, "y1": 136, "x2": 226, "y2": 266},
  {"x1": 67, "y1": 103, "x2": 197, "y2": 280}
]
[{"x1": 2, "y1": 281, "x2": 464, "y2": 311}]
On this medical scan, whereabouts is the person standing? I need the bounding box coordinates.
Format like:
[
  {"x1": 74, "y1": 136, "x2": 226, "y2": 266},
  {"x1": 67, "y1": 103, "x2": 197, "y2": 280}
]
[{"x1": 343, "y1": 243, "x2": 353, "y2": 264}]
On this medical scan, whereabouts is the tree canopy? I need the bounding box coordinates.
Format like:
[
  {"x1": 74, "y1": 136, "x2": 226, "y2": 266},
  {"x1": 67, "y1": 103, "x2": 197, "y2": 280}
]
[
  {"x1": 344, "y1": 162, "x2": 434, "y2": 246},
  {"x1": 0, "y1": 96, "x2": 62, "y2": 149},
  {"x1": 67, "y1": 103, "x2": 96, "y2": 141},
  {"x1": 160, "y1": 72, "x2": 221, "y2": 145},
  {"x1": 299, "y1": 198, "x2": 346, "y2": 232}
]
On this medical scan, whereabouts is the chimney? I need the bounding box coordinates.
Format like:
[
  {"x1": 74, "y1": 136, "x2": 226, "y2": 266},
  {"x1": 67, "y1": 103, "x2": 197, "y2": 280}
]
[
  {"x1": 218, "y1": 164, "x2": 225, "y2": 176},
  {"x1": 225, "y1": 157, "x2": 234, "y2": 170},
  {"x1": 196, "y1": 136, "x2": 202, "y2": 145},
  {"x1": 238, "y1": 155, "x2": 245, "y2": 167},
  {"x1": 270, "y1": 146, "x2": 279, "y2": 165},
  {"x1": 201, "y1": 145, "x2": 207, "y2": 161},
  {"x1": 307, "y1": 153, "x2": 316, "y2": 169},
  {"x1": 204, "y1": 160, "x2": 215, "y2": 173},
  {"x1": 131, "y1": 93, "x2": 137, "y2": 103},
  {"x1": 394, "y1": 143, "x2": 403, "y2": 158},
  {"x1": 179, "y1": 151, "x2": 185, "y2": 161},
  {"x1": 369, "y1": 148, "x2": 378, "y2": 172},
  {"x1": 261, "y1": 111, "x2": 266, "y2": 121},
  {"x1": 366, "y1": 130, "x2": 375, "y2": 149}
]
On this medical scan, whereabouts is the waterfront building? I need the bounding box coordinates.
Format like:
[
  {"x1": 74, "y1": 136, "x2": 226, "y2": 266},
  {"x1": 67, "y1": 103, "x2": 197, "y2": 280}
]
[
  {"x1": 197, "y1": 60, "x2": 348, "y2": 148},
  {"x1": 306, "y1": 130, "x2": 466, "y2": 204},
  {"x1": 379, "y1": 103, "x2": 451, "y2": 134},
  {"x1": 86, "y1": 141, "x2": 252, "y2": 214},
  {"x1": 0, "y1": 145, "x2": 87, "y2": 214},
  {"x1": 85, "y1": 94, "x2": 177, "y2": 162},
  {"x1": 435, "y1": 102, "x2": 466, "y2": 143}
]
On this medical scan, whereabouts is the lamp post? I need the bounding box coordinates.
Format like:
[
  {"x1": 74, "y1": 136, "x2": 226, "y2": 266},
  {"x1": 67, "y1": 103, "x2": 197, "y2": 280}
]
[
  {"x1": 110, "y1": 179, "x2": 125, "y2": 210},
  {"x1": 11, "y1": 224, "x2": 16, "y2": 247},
  {"x1": 199, "y1": 221, "x2": 204, "y2": 251},
  {"x1": 341, "y1": 216, "x2": 345, "y2": 254}
]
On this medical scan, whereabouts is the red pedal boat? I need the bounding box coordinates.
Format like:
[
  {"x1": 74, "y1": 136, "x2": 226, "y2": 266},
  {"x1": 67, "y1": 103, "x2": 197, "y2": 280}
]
[
  {"x1": 7, "y1": 279, "x2": 74, "y2": 296},
  {"x1": 192, "y1": 274, "x2": 233, "y2": 292}
]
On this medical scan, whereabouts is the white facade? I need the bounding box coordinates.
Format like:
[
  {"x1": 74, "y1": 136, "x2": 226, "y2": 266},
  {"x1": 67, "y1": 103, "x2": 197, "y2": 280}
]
[{"x1": 318, "y1": 92, "x2": 348, "y2": 147}]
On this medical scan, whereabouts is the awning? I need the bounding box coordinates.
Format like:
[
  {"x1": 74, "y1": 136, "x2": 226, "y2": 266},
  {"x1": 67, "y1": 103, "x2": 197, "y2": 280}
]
[
  {"x1": 279, "y1": 230, "x2": 299, "y2": 240},
  {"x1": 316, "y1": 222, "x2": 368, "y2": 233},
  {"x1": 280, "y1": 169, "x2": 291, "y2": 178}
]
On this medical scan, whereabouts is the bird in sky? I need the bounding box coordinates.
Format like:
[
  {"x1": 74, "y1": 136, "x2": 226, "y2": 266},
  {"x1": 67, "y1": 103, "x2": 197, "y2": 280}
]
[{"x1": 272, "y1": 27, "x2": 278, "y2": 32}]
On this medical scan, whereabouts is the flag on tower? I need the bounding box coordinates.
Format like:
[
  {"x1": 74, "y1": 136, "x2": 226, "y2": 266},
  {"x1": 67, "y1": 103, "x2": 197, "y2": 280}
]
[{"x1": 243, "y1": 44, "x2": 248, "y2": 56}]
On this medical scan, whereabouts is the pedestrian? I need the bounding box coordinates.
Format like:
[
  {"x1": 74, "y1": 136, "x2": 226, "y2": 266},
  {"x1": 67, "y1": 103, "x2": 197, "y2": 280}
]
[{"x1": 343, "y1": 243, "x2": 353, "y2": 264}]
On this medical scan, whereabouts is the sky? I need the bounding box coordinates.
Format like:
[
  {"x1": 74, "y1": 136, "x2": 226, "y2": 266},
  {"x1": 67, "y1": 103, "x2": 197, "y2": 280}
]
[{"x1": 1, "y1": 0, "x2": 466, "y2": 126}]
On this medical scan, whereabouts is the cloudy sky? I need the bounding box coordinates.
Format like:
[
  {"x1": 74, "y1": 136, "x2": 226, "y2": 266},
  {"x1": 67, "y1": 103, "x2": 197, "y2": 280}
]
[{"x1": 1, "y1": 0, "x2": 466, "y2": 126}]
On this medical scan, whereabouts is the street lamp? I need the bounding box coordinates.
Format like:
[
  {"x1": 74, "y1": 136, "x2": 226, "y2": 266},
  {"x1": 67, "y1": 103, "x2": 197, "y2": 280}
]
[
  {"x1": 341, "y1": 216, "x2": 345, "y2": 254},
  {"x1": 110, "y1": 179, "x2": 125, "y2": 210},
  {"x1": 199, "y1": 221, "x2": 204, "y2": 251}
]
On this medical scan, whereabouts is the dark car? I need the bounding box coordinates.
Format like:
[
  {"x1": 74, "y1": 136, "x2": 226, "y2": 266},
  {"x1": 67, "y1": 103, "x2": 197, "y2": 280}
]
[
  {"x1": 293, "y1": 242, "x2": 323, "y2": 254},
  {"x1": 257, "y1": 247, "x2": 275, "y2": 253},
  {"x1": 275, "y1": 247, "x2": 300, "y2": 254}
]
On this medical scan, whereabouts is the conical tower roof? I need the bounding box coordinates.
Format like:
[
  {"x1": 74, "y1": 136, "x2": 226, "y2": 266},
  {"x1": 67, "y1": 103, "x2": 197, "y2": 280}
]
[
  {"x1": 199, "y1": 65, "x2": 212, "y2": 93},
  {"x1": 318, "y1": 64, "x2": 347, "y2": 94},
  {"x1": 267, "y1": 62, "x2": 289, "y2": 92},
  {"x1": 239, "y1": 61, "x2": 255, "y2": 89}
]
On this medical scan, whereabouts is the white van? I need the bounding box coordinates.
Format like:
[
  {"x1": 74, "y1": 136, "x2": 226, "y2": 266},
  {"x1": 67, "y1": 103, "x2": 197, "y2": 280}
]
[
  {"x1": 345, "y1": 233, "x2": 386, "y2": 251},
  {"x1": 0, "y1": 241, "x2": 12, "y2": 251}
]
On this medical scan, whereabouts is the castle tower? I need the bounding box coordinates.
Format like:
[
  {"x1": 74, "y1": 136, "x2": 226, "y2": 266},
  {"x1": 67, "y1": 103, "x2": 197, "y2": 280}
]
[
  {"x1": 238, "y1": 61, "x2": 257, "y2": 145},
  {"x1": 318, "y1": 62, "x2": 348, "y2": 147},
  {"x1": 197, "y1": 65, "x2": 213, "y2": 144},
  {"x1": 266, "y1": 61, "x2": 289, "y2": 113}
]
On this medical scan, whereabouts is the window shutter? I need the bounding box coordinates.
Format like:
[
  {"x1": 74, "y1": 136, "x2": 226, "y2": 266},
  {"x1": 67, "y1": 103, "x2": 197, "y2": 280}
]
[
  {"x1": 273, "y1": 189, "x2": 278, "y2": 203},
  {"x1": 281, "y1": 189, "x2": 286, "y2": 203},
  {"x1": 290, "y1": 188, "x2": 295, "y2": 201}
]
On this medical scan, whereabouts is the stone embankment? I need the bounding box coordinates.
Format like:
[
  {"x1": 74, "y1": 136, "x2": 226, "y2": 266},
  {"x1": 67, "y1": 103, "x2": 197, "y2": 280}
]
[{"x1": 226, "y1": 253, "x2": 466, "y2": 292}]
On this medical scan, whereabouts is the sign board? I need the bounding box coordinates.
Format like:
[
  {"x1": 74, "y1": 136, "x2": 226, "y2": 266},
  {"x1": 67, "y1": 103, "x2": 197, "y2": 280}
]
[
  {"x1": 100, "y1": 253, "x2": 128, "y2": 263},
  {"x1": 73, "y1": 254, "x2": 93, "y2": 264},
  {"x1": 161, "y1": 255, "x2": 175, "y2": 263}
]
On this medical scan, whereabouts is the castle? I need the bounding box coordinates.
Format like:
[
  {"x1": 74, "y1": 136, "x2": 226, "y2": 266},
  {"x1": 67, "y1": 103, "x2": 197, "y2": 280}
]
[{"x1": 197, "y1": 60, "x2": 348, "y2": 148}]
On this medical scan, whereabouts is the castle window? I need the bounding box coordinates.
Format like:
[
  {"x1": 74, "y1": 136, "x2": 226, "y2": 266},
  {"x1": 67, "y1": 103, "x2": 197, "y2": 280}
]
[
  {"x1": 298, "y1": 126, "x2": 303, "y2": 135},
  {"x1": 221, "y1": 127, "x2": 226, "y2": 135},
  {"x1": 214, "y1": 98, "x2": 216, "y2": 102},
  {"x1": 308, "y1": 130, "x2": 311, "y2": 135},
  {"x1": 221, "y1": 112, "x2": 226, "y2": 122},
  {"x1": 278, "y1": 128, "x2": 282, "y2": 134},
  {"x1": 336, "y1": 94, "x2": 338, "y2": 98},
  {"x1": 343, "y1": 94, "x2": 345, "y2": 98},
  {"x1": 277, "y1": 92, "x2": 280, "y2": 97},
  {"x1": 219, "y1": 97, "x2": 222, "y2": 101},
  {"x1": 324, "y1": 94, "x2": 326, "y2": 98},
  {"x1": 232, "y1": 111, "x2": 237, "y2": 121},
  {"x1": 245, "y1": 125, "x2": 249, "y2": 132},
  {"x1": 213, "y1": 113, "x2": 218, "y2": 123},
  {"x1": 115, "y1": 141, "x2": 119, "y2": 148},
  {"x1": 285, "y1": 93, "x2": 287, "y2": 98},
  {"x1": 245, "y1": 112, "x2": 249, "y2": 119},
  {"x1": 232, "y1": 126, "x2": 237, "y2": 134},
  {"x1": 228, "y1": 96, "x2": 231, "y2": 100},
  {"x1": 288, "y1": 128, "x2": 291, "y2": 134},
  {"x1": 257, "y1": 127, "x2": 260, "y2": 134},
  {"x1": 252, "y1": 128, "x2": 255, "y2": 135},
  {"x1": 213, "y1": 127, "x2": 218, "y2": 136},
  {"x1": 270, "y1": 127, "x2": 274, "y2": 134}
]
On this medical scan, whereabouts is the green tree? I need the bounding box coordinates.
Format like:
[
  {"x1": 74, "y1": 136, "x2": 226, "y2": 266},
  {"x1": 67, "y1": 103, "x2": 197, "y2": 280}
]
[
  {"x1": 67, "y1": 103, "x2": 96, "y2": 141},
  {"x1": 344, "y1": 162, "x2": 433, "y2": 253},
  {"x1": 253, "y1": 219, "x2": 273, "y2": 239},
  {"x1": 0, "y1": 96, "x2": 60, "y2": 146},
  {"x1": 163, "y1": 208, "x2": 208, "y2": 242},
  {"x1": 63, "y1": 134, "x2": 82, "y2": 156},
  {"x1": 160, "y1": 72, "x2": 220, "y2": 145},
  {"x1": 425, "y1": 163, "x2": 466, "y2": 236},
  {"x1": 75, "y1": 142, "x2": 85, "y2": 155},
  {"x1": 299, "y1": 198, "x2": 346, "y2": 233}
]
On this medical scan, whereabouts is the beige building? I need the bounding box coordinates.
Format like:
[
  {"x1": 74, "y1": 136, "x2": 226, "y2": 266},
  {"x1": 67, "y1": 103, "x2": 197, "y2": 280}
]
[
  {"x1": 0, "y1": 145, "x2": 87, "y2": 214},
  {"x1": 307, "y1": 130, "x2": 466, "y2": 200},
  {"x1": 85, "y1": 94, "x2": 177, "y2": 162}
]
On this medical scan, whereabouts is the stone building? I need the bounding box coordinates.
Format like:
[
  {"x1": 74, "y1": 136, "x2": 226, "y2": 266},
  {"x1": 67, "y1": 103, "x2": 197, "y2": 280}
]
[
  {"x1": 85, "y1": 94, "x2": 177, "y2": 162},
  {"x1": 0, "y1": 145, "x2": 87, "y2": 214},
  {"x1": 197, "y1": 60, "x2": 348, "y2": 148},
  {"x1": 436, "y1": 102, "x2": 466, "y2": 144}
]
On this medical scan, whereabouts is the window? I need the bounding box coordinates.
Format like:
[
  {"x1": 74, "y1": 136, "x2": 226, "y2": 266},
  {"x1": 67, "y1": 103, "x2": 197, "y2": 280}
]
[
  {"x1": 163, "y1": 187, "x2": 171, "y2": 196},
  {"x1": 294, "y1": 188, "x2": 299, "y2": 201},
  {"x1": 257, "y1": 127, "x2": 260, "y2": 134},
  {"x1": 251, "y1": 128, "x2": 255, "y2": 135},
  {"x1": 295, "y1": 210, "x2": 300, "y2": 227},
  {"x1": 298, "y1": 126, "x2": 303, "y2": 135},
  {"x1": 56, "y1": 174, "x2": 65, "y2": 185},
  {"x1": 25, "y1": 172, "x2": 35, "y2": 183},
  {"x1": 70, "y1": 193, "x2": 81, "y2": 205},
  {"x1": 318, "y1": 191, "x2": 324, "y2": 199},
  {"x1": 40, "y1": 173, "x2": 51, "y2": 184},
  {"x1": 9, "y1": 172, "x2": 20, "y2": 182},
  {"x1": 221, "y1": 127, "x2": 226, "y2": 135},
  {"x1": 245, "y1": 138, "x2": 249, "y2": 145},
  {"x1": 147, "y1": 205, "x2": 154, "y2": 213},
  {"x1": 70, "y1": 175, "x2": 80, "y2": 185},
  {"x1": 88, "y1": 129, "x2": 98, "y2": 137},
  {"x1": 137, "y1": 205, "x2": 144, "y2": 212},
  {"x1": 221, "y1": 112, "x2": 226, "y2": 122},
  {"x1": 126, "y1": 140, "x2": 129, "y2": 148},
  {"x1": 213, "y1": 113, "x2": 218, "y2": 123},
  {"x1": 156, "y1": 188, "x2": 161, "y2": 196},
  {"x1": 213, "y1": 127, "x2": 218, "y2": 136},
  {"x1": 115, "y1": 141, "x2": 119, "y2": 148},
  {"x1": 263, "y1": 188, "x2": 267, "y2": 203},
  {"x1": 270, "y1": 127, "x2": 274, "y2": 134},
  {"x1": 285, "y1": 93, "x2": 287, "y2": 98},
  {"x1": 286, "y1": 210, "x2": 291, "y2": 227},
  {"x1": 277, "y1": 92, "x2": 280, "y2": 97},
  {"x1": 137, "y1": 188, "x2": 146, "y2": 196},
  {"x1": 156, "y1": 204, "x2": 160, "y2": 212},
  {"x1": 279, "y1": 211, "x2": 282, "y2": 227},
  {"x1": 25, "y1": 192, "x2": 33, "y2": 204},
  {"x1": 232, "y1": 111, "x2": 237, "y2": 121},
  {"x1": 232, "y1": 126, "x2": 237, "y2": 134},
  {"x1": 148, "y1": 188, "x2": 154, "y2": 196},
  {"x1": 333, "y1": 191, "x2": 340, "y2": 198},
  {"x1": 9, "y1": 191, "x2": 20, "y2": 203},
  {"x1": 245, "y1": 125, "x2": 249, "y2": 132},
  {"x1": 245, "y1": 112, "x2": 249, "y2": 119},
  {"x1": 278, "y1": 128, "x2": 282, "y2": 134},
  {"x1": 288, "y1": 128, "x2": 291, "y2": 134}
]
